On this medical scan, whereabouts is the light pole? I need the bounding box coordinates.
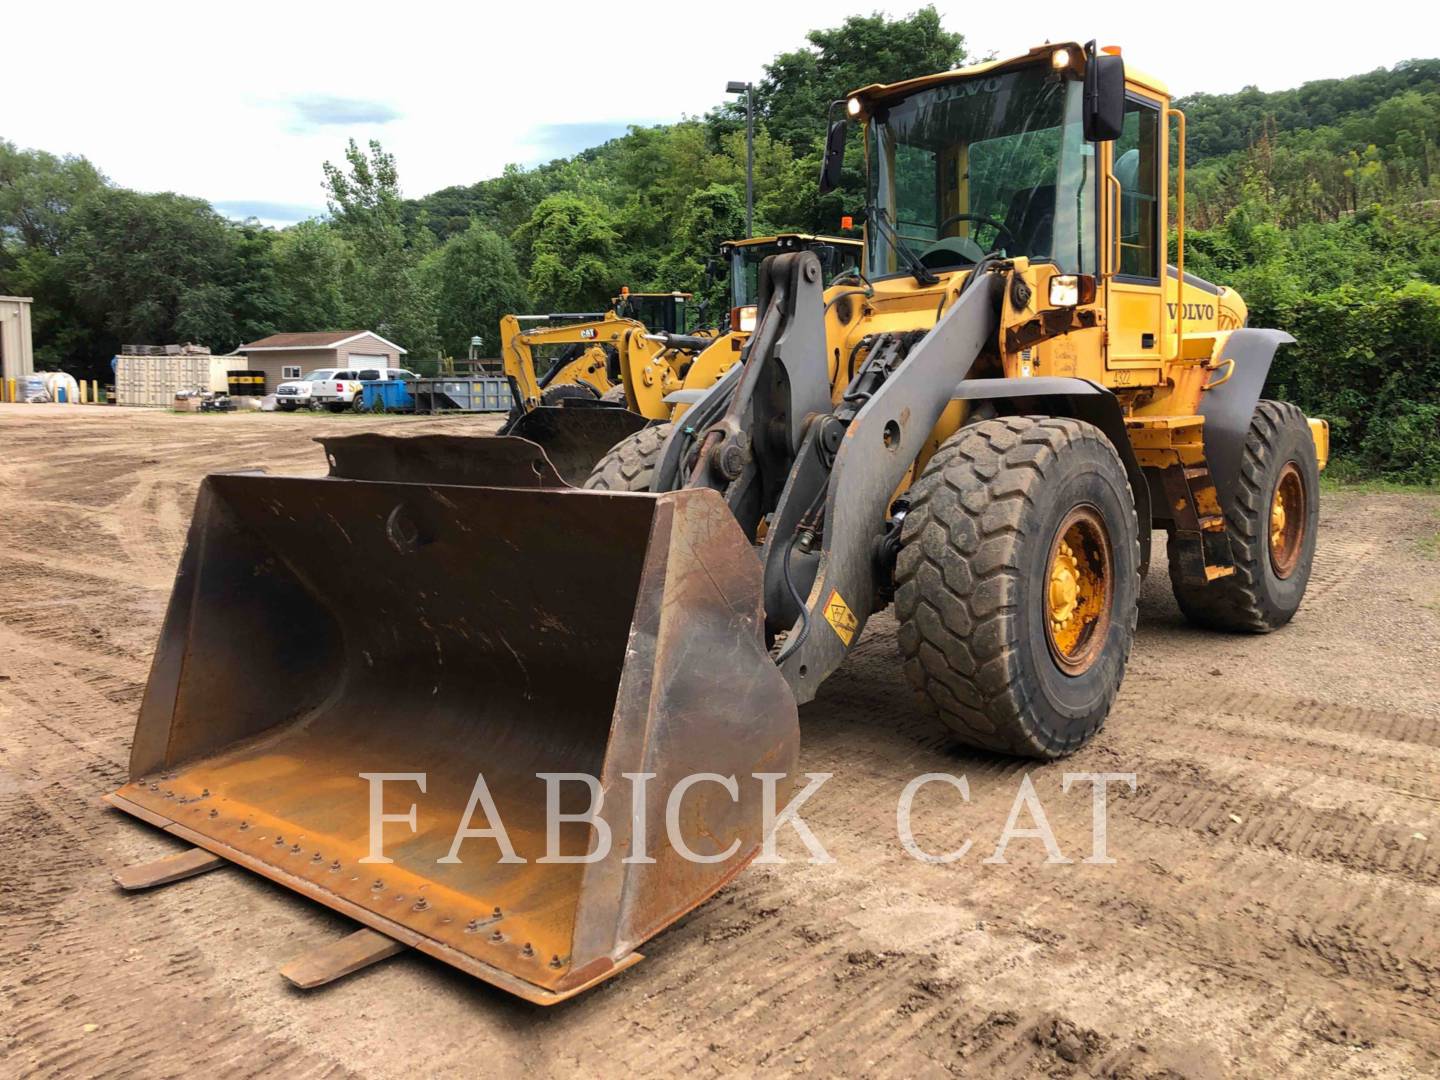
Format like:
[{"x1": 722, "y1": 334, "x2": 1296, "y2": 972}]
[{"x1": 726, "y1": 80, "x2": 754, "y2": 237}]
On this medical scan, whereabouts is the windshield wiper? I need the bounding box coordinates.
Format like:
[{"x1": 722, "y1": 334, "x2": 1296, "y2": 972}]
[{"x1": 867, "y1": 206, "x2": 939, "y2": 286}]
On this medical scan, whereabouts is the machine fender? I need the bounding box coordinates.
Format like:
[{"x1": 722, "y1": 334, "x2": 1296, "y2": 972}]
[
  {"x1": 1196, "y1": 329, "x2": 1295, "y2": 518},
  {"x1": 952, "y1": 377, "x2": 1151, "y2": 569}
]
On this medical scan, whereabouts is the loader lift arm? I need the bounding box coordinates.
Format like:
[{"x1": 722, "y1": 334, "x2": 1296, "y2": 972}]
[{"x1": 654, "y1": 250, "x2": 1006, "y2": 702}]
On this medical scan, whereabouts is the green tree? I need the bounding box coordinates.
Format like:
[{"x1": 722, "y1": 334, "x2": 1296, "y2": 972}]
[
  {"x1": 654, "y1": 184, "x2": 746, "y2": 320},
  {"x1": 421, "y1": 221, "x2": 527, "y2": 358},
  {"x1": 0, "y1": 140, "x2": 105, "y2": 257},
  {"x1": 512, "y1": 194, "x2": 621, "y2": 310},
  {"x1": 323, "y1": 138, "x2": 439, "y2": 358},
  {"x1": 752, "y1": 7, "x2": 966, "y2": 148},
  {"x1": 270, "y1": 219, "x2": 353, "y2": 331},
  {"x1": 59, "y1": 187, "x2": 241, "y2": 350}
]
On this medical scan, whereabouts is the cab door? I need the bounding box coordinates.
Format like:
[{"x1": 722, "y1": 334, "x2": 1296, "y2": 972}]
[{"x1": 1104, "y1": 91, "x2": 1166, "y2": 378}]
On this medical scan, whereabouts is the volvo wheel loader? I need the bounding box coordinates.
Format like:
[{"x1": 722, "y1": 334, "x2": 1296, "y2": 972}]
[{"x1": 108, "y1": 41, "x2": 1326, "y2": 1005}]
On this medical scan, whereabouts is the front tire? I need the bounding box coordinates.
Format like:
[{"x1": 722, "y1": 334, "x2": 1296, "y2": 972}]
[
  {"x1": 895, "y1": 417, "x2": 1141, "y2": 759},
  {"x1": 1168, "y1": 400, "x2": 1319, "y2": 631},
  {"x1": 583, "y1": 423, "x2": 672, "y2": 491}
]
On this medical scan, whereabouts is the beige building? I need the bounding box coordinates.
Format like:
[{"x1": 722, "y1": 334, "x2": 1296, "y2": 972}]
[
  {"x1": 1, "y1": 296, "x2": 35, "y2": 382},
  {"x1": 237, "y1": 330, "x2": 407, "y2": 391}
]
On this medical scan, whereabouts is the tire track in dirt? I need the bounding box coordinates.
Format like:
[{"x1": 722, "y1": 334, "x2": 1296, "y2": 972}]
[{"x1": 3, "y1": 406, "x2": 1438, "y2": 1078}]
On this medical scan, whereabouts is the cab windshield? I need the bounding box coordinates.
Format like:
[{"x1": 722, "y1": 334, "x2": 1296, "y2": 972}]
[
  {"x1": 616, "y1": 294, "x2": 686, "y2": 333},
  {"x1": 865, "y1": 64, "x2": 1097, "y2": 279},
  {"x1": 728, "y1": 242, "x2": 863, "y2": 307},
  {"x1": 300, "y1": 369, "x2": 337, "y2": 381},
  {"x1": 730, "y1": 243, "x2": 779, "y2": 309}
]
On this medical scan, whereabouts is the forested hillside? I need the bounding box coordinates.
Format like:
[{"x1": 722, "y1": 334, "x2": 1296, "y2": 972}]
[{"x1": 2, "y1": 11, "x2": 1437, "y2": 477}]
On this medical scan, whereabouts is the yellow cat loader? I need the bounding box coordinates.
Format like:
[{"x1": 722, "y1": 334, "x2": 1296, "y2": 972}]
[
  {"x1": 658, "y1": 233, "x2": 867, "y2": 415},
  {"x1": 501, "y1": 239, "x2": 865, "y2": 482},
  {"x1": 108, "y1": 42, "x2": 1325, "y2": 1004},
  {"x1": 495, "y1": 290, "x2": 699, "y2": 482}
]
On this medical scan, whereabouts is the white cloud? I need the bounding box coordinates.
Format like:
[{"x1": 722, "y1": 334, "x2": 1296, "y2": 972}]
[{"x1": 5, "y1": 0, "x2": 1427, "y2": 224}]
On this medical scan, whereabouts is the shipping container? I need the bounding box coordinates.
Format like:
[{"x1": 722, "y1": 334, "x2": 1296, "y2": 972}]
[{"x1": 114, "y1": 354, "x2": 245, "y2": 407}]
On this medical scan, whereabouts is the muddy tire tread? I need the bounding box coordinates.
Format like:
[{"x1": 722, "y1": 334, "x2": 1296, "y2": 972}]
[
  {"x1": 895, "y1": 416, "x2": 1140, "y2": 758},
  {"x1": 583, "y1": 423, "x2": 672, "y2": 491},
  {"x1": 1168, "y1": 400, "x2": 1314, "y2": 633}
]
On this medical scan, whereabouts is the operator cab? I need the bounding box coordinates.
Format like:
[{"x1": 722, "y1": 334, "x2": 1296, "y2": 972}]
[
  {"x1": 719, "y1": 233, "x2": 863, "y2": 331},
  {"x1": 833, "y1": 43, "x2": 1142, "y2": 286},
  {"x1": 613, "y1": 290, "x2": 690, "y2": 334}
]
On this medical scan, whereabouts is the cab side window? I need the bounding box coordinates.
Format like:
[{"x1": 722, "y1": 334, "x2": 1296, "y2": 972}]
[
  {"x1": 358, "y1": 369, "x2": 381, "y2": 381},
  {"x1": 1114, "y1": 98, "x2": 1160, "y2": 280}
]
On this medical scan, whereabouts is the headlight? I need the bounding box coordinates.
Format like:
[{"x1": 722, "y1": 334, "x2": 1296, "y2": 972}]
[
  {"x1": 735, "y1": 305, "x2": 758, "y2": 333},
  {"x1": 846, "y1": 97, "x2": 862, "y2": 117},
  {"x1": 1048, "y1": 274, "x2": 1095, "y2": 307},
  {"x1": 1049, "y1": 275, "x2": 1079, "y2": 307}
]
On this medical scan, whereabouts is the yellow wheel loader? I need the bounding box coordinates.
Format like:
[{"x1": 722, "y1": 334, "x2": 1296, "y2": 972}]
[
  {"x1": 720, "y1": 233, "x2": 863, "y2": 335},
  {"x1": 497, "y1": 242, "x2": 862, "y2": 481},
  {"x1": 662, "y1": 233, "x2": 867, "y2": 414},
  {"x1": 109, "y1": 41, "x2": 1326, "y2": 1004},
  {"x1": 496, "y1": 290, "x2": 700, "y2": 481}
]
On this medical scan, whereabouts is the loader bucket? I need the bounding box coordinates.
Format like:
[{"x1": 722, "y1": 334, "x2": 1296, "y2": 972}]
[
  {"x1": 500, "y1": 404, "x2": 651, "y2": 485},
  {"x1": 107, "y1": 434, "x2": 798, "y2": 1004}
]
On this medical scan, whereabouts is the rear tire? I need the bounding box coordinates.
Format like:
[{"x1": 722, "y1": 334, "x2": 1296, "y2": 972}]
[
  {"x1": 1168, "y1": 400, "x2": 1319, "y2": 631},
  {"x1": 541, "y1": 382, "x2": 600, "y2": 407},
  {"x1": 895, "y1": 417, "x2": 1141, "y2": 759},
  {"x1": 583, "y1": 423, "x2": 673, "y2": 492}
]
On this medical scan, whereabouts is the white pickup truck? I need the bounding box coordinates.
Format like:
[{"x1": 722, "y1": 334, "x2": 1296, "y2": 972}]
[{"x1": 275, "y1": 367, "x2": 417, "y2": 412}]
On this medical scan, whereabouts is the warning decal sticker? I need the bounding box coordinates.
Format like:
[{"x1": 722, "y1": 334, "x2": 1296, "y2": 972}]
[{"x1": 823, "y1": 588, "x2": 858, "y2": 646}]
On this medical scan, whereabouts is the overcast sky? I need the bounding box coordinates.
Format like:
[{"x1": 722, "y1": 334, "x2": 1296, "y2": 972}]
[{"x1": 7, "y1": 1, "x2": 1432, "y2": 226}]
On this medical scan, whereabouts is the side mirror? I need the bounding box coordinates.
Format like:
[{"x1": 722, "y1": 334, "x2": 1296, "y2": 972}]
[
  {"x1": 703, "y1": 256, "x2": 722, "y2": 283},
  {"x1": 818, "y1": 120, "x2": 847, "y2": 193},
  {"x1": 812, "y1": 243, "x2": 836, "y2": 275},
  {"x1": 1083, "y1": 50, "x2": 1125, "y2": 142}
]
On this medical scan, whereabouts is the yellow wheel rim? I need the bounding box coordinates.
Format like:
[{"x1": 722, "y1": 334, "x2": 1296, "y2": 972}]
[
  {"x1": 1269, "y1": 461, "x2": 1306, "y2": 579},
  {"x1": 1045, "y1": 506, "x2": 1113, "y2": 676}
]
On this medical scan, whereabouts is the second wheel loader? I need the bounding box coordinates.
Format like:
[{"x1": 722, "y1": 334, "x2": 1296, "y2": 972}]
[
  {"x1": 495, "y1": 289, "x2": 698, "y2": 481},
  {"x1": 109, "y1": 41, "x2": 1325, "y2": 1005},
  {"x1": 500, "y1": 238, "x2": 867, "y2": 482}
]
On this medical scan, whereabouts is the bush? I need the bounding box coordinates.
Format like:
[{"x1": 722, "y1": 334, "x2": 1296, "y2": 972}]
[{"x1": 1270, "y1": 280, "x2": 1440, "y2": 483}]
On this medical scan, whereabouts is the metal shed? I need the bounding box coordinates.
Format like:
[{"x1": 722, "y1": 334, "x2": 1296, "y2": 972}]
[{"x1": 0, "y1": 296, "x2": 35, "y2": 384}]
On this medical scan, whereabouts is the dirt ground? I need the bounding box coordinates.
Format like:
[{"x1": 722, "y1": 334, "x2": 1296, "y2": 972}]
[{"x1": 2, "y1": 402, "x2": 1438, "y2": 1079}]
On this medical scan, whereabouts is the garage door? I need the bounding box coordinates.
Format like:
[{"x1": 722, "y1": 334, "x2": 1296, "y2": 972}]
[{"x1": 348, "y1": 355, "x2": 388, "y2": 376}]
